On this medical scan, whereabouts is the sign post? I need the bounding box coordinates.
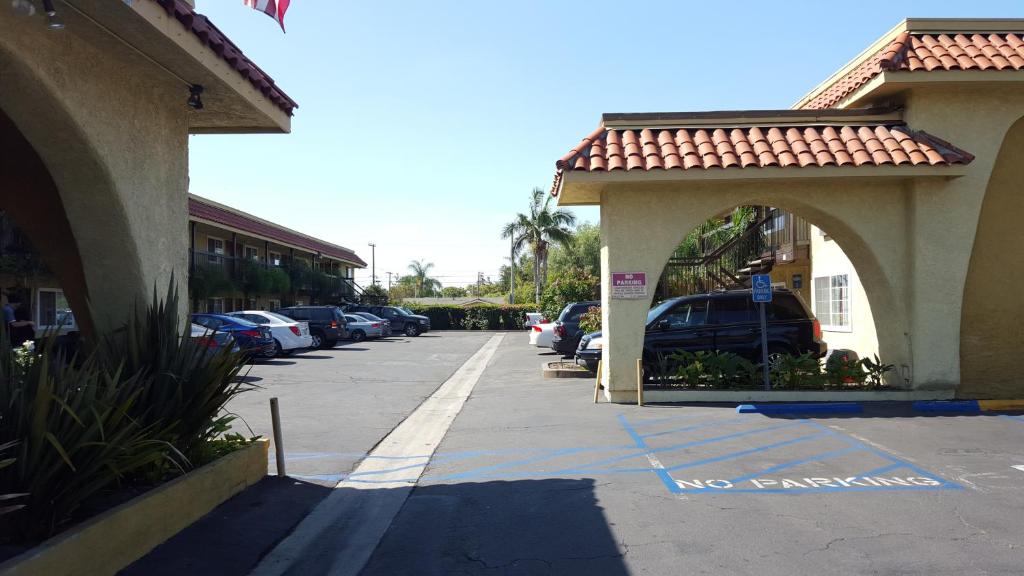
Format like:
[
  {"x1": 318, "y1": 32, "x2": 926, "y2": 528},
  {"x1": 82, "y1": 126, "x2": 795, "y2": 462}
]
[{"x1": 751, "y1": 274, "x2": 773, "y2": 391}]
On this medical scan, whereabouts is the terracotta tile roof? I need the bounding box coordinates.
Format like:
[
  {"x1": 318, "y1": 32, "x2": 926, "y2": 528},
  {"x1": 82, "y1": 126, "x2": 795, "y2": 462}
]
[
  {"x1": 188, "y1": 195, "x2": 365, "y2": 266},
  {"x1": 151, "y1": 0, "x2": 298, "y2": 115},
  {"x1": 803, "y1": 31, "x2": 1024, "y2": 109},
  {"x1": 553, "y1": 116, "x2": 973, "y2": 193}
]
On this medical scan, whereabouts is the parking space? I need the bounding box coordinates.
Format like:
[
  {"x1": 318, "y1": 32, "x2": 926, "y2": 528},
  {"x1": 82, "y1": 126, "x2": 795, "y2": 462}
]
[{"x1": 361, "y1": 334, "x2": 1024, "y2": 575}]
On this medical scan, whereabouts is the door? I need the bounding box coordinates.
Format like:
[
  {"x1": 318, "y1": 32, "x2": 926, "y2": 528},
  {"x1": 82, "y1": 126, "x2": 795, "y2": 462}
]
[
  {"x1": 646, "y1": 298, "x2": 713, "y2": 361},
  {"x1": 709, "y1": 297, "x2": 758, "y2": 359}
]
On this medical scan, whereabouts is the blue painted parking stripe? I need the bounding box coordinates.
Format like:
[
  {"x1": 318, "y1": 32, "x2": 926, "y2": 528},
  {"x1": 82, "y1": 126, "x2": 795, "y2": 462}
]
[
  {"x1": 856, "y1": 462, "x2": 904, "y2": 477},
  {"x1": 664, "y1": 431, "x2": 830, "y2": 472},
  {"x1": 728, "y1": 447, "x2": 861, "y2": 485},
  {"x1": 557, "y1": 421, "x2": 806, "y2": 472},
  {"x1": 618, "y1": 414, "x2": 681, "y2": 493}
]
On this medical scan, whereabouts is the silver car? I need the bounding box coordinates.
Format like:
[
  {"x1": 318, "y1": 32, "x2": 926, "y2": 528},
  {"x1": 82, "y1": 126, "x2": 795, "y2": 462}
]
[
  {"x1": 344, "y1": 314, "x2": 384, "y2": 342},
  {"x1": 350, "y1": 311, "x2": 391, "y2": 336}
]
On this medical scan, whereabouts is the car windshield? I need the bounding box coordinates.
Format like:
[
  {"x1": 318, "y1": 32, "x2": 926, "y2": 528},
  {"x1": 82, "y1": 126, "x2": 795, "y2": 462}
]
[
  {"x1": 399, "y1": 307, "x2": 414, "y2": 315},
  {"x1": 392, "y1": 307, "x2": 411, "y2": 316},
  {"x1": 266, "y1": 312, "x2": 295, "y2": 323}
]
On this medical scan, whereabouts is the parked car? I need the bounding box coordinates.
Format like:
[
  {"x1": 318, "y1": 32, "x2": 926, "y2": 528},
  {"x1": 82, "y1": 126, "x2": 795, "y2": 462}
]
[
  {"x1": 348, "y1": 305, "x2": 431, "y2": 337},
  {"x1": 530, "y1": 322, "x2": 555, "y2": 348},
  {"x1": 524, "y1": 312, "x2": 546, "y2": 328},
  {"x1": 189, "y1": 322, "x2": 239, "y2": 355},
  {"x1": 343, "y1": 314, "x2": 384, "y2": 342},
  {"x1": 550, "y1": 300, "x2": 600, "y2": 357},
  {"x1": 228, "y1": 310, "x2": 313, "y2": 357},
  {"x1": 275, "y1": 306, "x2": 349, "y2": 349},
  {"x1": 190, "y1": 314, "x2": 275, "y2": 358},
  {"x1": 575, "y1": 289, "x2": 827, "y2": 371},
  {"x1": 350, "y1": 311, "x2": 391, "y2": 336}
]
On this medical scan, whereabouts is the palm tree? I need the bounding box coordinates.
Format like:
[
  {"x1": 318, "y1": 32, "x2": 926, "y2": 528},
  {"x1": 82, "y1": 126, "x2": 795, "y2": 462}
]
[
  {"x1": 407, "y1": 259, "x2": 441, "y2": 297},
  {"x1": 501, "y1": 187, "x2": 577, "y2": 304}
]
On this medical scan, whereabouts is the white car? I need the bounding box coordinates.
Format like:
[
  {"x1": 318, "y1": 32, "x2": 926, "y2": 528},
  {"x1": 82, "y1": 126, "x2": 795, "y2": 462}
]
[
  {"x1": 228, "y1": 310, "x2": 313, "y2": 357},
  {"x1": 529, "y1": 322, "x2": 554, "y2": 348},
  {"x1": 525, "y1": 312, "x2": 546, "y2": 328}
]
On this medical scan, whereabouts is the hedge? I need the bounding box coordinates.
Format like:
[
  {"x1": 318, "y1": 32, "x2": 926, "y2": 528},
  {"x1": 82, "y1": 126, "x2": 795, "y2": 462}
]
[{"x1": 399, "y1": 304, "x2": 537, "y2": 330}]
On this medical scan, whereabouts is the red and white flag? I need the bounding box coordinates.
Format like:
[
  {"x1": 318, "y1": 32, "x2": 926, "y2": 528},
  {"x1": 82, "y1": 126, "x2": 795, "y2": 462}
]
[{"x1": 243, "y1": 0, "x2": 290, "y2": 32}]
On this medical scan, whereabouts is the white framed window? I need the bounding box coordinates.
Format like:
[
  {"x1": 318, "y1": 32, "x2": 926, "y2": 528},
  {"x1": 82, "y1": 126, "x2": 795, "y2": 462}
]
[
  {"x1": 207, "y1": 237, "x2": 225, "y2": 265},
  {"x1": 207, "y1": 297, "x2": 225, "y2": 314},
  {"x1": 813, "y1": 274, "x2": 851, "y2": 331},
  {"x1": 244, "y1": 245, "x2": 259, "y2": 261},
  {"x1": 36, "y1": 288, "x2": 76, "y2": 333}
]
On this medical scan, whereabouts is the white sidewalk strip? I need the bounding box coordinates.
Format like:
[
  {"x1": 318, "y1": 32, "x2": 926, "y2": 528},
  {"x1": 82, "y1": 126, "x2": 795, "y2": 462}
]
[{"x1": 251, "y1": 334, "x2": 505, "y2": 576}]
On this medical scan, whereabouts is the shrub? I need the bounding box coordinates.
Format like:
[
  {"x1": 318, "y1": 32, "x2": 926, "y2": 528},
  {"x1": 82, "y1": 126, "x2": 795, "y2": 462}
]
[
  {"x1": 400, "y1": 304, "x2": 535, "y2": 330},
  {"x1": 578, "y1": 306, "x2": 601, "y2": 334},
  {"x1": 540, "y1": 268, "x2": 599, "y2": 321}
]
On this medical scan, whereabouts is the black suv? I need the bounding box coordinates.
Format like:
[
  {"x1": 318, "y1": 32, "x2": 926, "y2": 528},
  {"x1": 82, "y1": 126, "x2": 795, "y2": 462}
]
[
  {"x1": 348, "y1": 305, "x2": 431, "y2": 337},
  {"x1": 275, "y1": 306, "x2": 349, "y2": 349},
  {"x1": 575, "y1": 289, "x2": 826, "y2": 370},
  {"x1": 550, "y1": 300, "x2": 600, "y2": 357}
]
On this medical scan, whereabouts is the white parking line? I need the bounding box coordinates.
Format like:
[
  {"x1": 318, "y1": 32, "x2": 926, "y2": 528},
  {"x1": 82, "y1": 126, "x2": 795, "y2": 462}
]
[
  {"x1": 1012, "y1": 465, "x2": 1024, "y2": 473},
  {"x1": 251, "y1": 334, "x2": 505, "y2": 576}
]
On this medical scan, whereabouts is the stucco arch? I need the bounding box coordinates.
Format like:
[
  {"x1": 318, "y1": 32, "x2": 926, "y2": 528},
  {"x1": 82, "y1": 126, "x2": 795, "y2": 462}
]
[
  {"x1": 959, "y1": 115, "x2": 1024, "y2": 398},
  {"x1": 0, "y1": 35, "x2": 152, "y2": 334},
  {"x1": 598, "y1": 178, "x2": 913, "y2": 401}
]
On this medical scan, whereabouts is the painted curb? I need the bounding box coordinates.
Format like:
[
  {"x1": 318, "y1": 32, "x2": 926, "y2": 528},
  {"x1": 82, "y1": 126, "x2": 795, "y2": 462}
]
[
  {"x1": 737, "y1": 402, "x2": 864, "y2": 415},
  {"x1": 911, "y1": 400, "x2": 981, "y2": 413},
  {"x1": 978, "y1": 400, "x2": 1024, "y2": 411},
  {"x1": 0, "y1": 439, "x2": 268, "y2": 576}
]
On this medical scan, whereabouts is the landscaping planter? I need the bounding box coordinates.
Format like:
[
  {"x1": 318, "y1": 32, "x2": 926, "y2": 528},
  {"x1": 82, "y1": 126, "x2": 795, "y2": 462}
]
[
  {"x1": 542, "y1": 361, "x2": 593, "y2": 379},
  {"x1": 0, "y1": 439, "x2": 268, "y2": 576}
]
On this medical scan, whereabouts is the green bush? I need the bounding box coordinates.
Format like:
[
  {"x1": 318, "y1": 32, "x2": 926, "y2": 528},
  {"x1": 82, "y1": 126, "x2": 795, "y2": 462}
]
[
  {"x1": 0, "y1": 282, "x2": 250, "y2": 543},
  {"x1": 578, "y1": 306, "x2": 601, "y2": 334},
  {"x1": 400, "y1": 304, "x2": 536, "y2": 330},
  {"x1": 540, "y1": 268, "x2": 599, "y2": 321}
]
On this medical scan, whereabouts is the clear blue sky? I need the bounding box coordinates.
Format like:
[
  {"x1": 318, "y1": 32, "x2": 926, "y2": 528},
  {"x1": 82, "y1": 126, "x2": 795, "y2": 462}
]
[{"x1": 189, "y1": 0, "x2": 1022, "y2": 288}]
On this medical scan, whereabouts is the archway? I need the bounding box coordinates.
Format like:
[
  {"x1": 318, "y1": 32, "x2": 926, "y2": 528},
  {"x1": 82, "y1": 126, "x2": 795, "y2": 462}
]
[{"x1": 959, "y1": 115, "x2": 1024, "y2": 398}]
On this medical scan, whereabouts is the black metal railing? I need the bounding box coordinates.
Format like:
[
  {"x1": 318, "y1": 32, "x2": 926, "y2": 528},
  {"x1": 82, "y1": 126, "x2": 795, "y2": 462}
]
[
  {"x1": 189, "y1": 249, "x2": 361, "y2": 303},
  {"x1": 657, "y1": 208, "x2": 778, "y2": 299}
]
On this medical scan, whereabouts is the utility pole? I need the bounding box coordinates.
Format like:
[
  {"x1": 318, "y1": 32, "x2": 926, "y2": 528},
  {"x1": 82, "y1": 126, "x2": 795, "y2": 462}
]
[
  {"x1": 367, "y1": 242, "x2": 376, "y2": 285},
  {"x1": 509, "y1": 235, "x2": 515, "y2": 304},
  {"x1": 386, "y1": 272, "x2": 393, "y2": 291}
]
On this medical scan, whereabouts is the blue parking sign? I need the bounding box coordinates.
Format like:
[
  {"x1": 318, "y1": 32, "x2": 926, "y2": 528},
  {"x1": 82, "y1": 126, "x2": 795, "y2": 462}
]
[{"x1": 752, "y1": 274, "x2": 773, "y2": 302}]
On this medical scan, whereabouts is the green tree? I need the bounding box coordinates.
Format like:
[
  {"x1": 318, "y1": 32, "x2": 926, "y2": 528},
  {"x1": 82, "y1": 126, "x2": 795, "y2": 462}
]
[
  {"x1": 441, "y1": 286, "x2": 468, "y2": 298},
  {"x1": 407, "y1": 260, "x2": 441, "y2": 297},
  {"x1": 501, "y1": 187, "x2": 576, "y2": 304},
  {"x1": 361, "y1": 283, "x2": 389, "y2": 304},
  {"x1": 549, "y1": 222, "x2": 600, "y2": 279},
  {"x1": 540, "y1": 267, "x2": 599, "y2": 321}
]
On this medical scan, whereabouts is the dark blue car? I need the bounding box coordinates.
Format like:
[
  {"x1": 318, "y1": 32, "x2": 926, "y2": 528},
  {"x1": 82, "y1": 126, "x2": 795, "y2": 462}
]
[{"x1": 191, "y1": 314, "x2": 276, "y2": 358}]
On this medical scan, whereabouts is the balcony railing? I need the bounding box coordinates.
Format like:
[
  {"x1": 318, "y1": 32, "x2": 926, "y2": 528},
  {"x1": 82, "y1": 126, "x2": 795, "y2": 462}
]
[{"x1": 189, "y1": 250, "x2": 361, "y2": 302}]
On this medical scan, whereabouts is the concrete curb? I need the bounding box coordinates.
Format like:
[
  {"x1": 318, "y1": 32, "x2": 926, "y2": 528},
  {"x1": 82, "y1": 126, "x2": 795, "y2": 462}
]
[
  {"x1": 0, "y1": 439, "x2": 268, "y2": 576},
  {"x1": 978, "y1": 399, "x2": 1024, "y2": 411},
  {"x1": 541, "y1": 361, "x2": 592, "y2": 379},
  {"x1": 736, "y1": 402, "x2": 864, "y2": 415},
  {"x1": 912, "y1": 400, "x2": 981, "y2": 413}
]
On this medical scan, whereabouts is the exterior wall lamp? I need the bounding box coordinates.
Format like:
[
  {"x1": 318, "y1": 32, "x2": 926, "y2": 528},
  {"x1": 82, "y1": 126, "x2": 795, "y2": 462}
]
[{"x1": 188, "y1": 85, "x2": 204, "y2": 110}]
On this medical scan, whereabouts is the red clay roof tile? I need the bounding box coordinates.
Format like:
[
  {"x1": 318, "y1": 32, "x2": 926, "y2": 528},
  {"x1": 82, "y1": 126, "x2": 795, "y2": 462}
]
[
  {"x1": 803, "y1": 31, "x2": 1024, "y2": 109},
  {"x1": 553, "y1": 119, "x2": 973, "y2": 193}
]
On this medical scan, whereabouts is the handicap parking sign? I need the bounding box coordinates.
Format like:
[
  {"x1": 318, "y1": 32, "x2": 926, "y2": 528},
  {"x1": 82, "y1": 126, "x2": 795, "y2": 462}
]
[{"x1": 752, "y1": 274, "x2": 772, "y2": 302}]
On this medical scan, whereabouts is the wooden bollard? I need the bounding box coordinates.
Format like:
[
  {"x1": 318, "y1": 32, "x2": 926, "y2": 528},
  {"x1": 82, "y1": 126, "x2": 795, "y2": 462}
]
[
  {"x1": 593, "y1": 359, "x2": 603, "y2": 403},
  {"x1": 636, "y1": 358, "x2": 644, "y2": 406}
]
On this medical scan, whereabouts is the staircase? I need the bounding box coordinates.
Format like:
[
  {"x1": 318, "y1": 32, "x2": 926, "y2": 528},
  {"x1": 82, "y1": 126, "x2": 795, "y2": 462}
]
[{"x1": 657, "y1": 208, "x2": 778, "y2": 299}]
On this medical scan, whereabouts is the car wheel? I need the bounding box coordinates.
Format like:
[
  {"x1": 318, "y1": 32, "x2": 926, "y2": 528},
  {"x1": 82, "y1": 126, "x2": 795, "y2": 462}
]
[
  {"x1": 766, "y1": 348, "x2": 789, "y2": 370},
  {"x1": 404, "y1": 324, "x2": 420, "y2": 337},
  {"x1": 266, "y1": 340, "x2": 282, "y2": 358},
  {"x1": 311, "y1": 332, "x2": 324, "y2": 349},
  {"x1": 351, "y1": 330, "x2": 366, "y2": 343}
]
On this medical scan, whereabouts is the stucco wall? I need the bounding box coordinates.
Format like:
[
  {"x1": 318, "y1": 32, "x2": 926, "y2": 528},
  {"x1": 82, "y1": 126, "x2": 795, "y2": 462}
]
[
  {"x1": 810, "y1": 225, "x2": 880, "y2": 364},
  {"x1": 597, "y1": 178, "x2": 914, "y2": 402},
  {"x1": 0, "y1": 12, "x2": 189, "y2": 332}
]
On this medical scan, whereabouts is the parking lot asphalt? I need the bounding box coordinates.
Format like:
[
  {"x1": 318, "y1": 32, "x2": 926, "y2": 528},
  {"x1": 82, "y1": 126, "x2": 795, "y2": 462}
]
[
  {"x1": 227, "y1": 332, "x2": 493, "y2": 485},
  {"x1": 360, "y1": 334, "x2": 1024, "y2": 576}
]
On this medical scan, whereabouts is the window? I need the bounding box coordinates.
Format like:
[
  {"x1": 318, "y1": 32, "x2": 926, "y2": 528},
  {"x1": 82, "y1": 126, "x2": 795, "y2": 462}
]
[
  {"x1": 269, "y1": 299, "x2": 281, "y2": 310},
  {"x1": 768, "y1": 294, "x2": 805, "y2": 321},
  {"x1": 661, "y1": 299, "x2": 709, "y2": 329},
  {"x1": 814, "y1": 275, "x2": 850, "y2": 330},
  {"x1": 270, "y1": 252, "x2": 282, "y2": 266},
  {"x1": 37, "y1": 289, "x2": 75, "y2": 331},
  {"x1": 711, "y1": 298, "x2": 754, "y2": 324},
  {"x1": 244, "y1": 245, "x2": 259, "y2": 261},
  {"x1": 207, "y1": 237, "x2": 225, "y2": 265},
  {"x1": 207, "y1": 298, "x2": 225, "y2": 314}
]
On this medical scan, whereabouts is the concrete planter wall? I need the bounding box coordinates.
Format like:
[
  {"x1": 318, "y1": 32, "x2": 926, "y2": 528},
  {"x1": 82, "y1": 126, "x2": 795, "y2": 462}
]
[
  {"x1": 641, "y1": 389, "x2": 956, "y2": 403},
  {"x1": 0, "y1": 438, "x2": 268, "y2": 576}
]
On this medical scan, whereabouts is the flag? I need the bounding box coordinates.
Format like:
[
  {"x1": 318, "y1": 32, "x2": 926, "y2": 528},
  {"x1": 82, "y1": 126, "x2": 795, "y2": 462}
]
[{"x1": 243, "y1": 0, "x2": 290, "y2": 32}]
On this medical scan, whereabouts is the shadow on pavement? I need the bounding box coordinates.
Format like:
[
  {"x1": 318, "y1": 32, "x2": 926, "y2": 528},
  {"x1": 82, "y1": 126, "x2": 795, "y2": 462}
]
[
  {"x1": 120, "y1": 477, "x2": 330, "y2": 576},
  {"x1": 292, "y1": 354, "x2": 333, "y2": 359},
  {"x1": 254, "y1": 359, "x2": 297, "y2": 366},
  {"x1": 361, "y1": 478, "x2": 627, "y2": 576}
]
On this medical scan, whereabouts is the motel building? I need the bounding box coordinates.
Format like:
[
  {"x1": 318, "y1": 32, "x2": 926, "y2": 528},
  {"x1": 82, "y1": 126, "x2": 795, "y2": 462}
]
[{"x1": 553, "y1": 18, "x2": 1024, "y2": 403}]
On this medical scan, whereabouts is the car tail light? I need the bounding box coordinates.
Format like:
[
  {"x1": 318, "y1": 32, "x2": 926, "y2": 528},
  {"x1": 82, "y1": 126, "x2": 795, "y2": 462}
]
[
  {"x1": 330, "y1": 321, "x2": 338, "y2": 329},
  {"x1": 554, "y1": 325, "x2": 566, "y2": 338},
  {"x1": 813, "y1": 318, "x2": 822, "y2": 341},
  {"x1": 372, "y1": 323, "x2": 380, "y2": 328},
  {"x1": 289, "y1": 326, "x2": 301, "y2": 336},
  {"x1": 532, "y1": 325, "x2": 542, "y2": 332},
  {"x1": 239, "y1": 329, "x2": 261, "y2": 338}
]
